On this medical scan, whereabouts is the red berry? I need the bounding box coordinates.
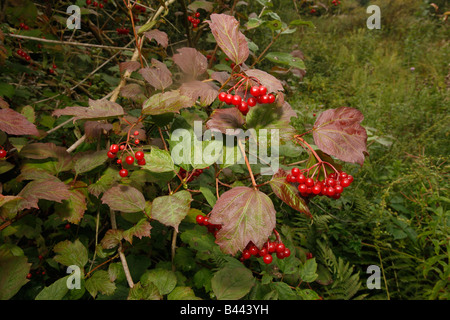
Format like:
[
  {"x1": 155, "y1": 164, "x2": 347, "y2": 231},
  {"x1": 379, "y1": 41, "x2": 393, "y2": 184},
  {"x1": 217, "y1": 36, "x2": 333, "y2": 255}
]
[
  {"x1": 247, "y1": 97, "x2": 257, "y2": 107},
  {"x1": 110, "y1": 144, "x2": 120, "y2": 154},
  {"x1": 65, "y1": 223, "x2": 71, "y2": 229},
  {"x1": 99, "y1": 3, "x2": 104, "y2": 8},
  {"x1": 326, "y1": 178, "x2": 336, "y2": 187},
  {"x1": 276, "y1": 243, "x2": 285, "y2": 253},
  {"x1": 268, "y1": 94, "x2": 276, "y2": 104},
  {"x1": 335, "y1": 185, "x2": 343, "y2": 194},
  {"x1": 291, "y1": 167, "x2": 300, "y2": 176},
  {"x1": 107, "y1": 151, "x2": 116, "y2": 159},
  {"x1": 203, "y1": 216, "x2": 209, "y2": 226},
  {"x1": 242, "y1": 250, "x2": 251, "y2": 260},
  {"x1": 249, "y1": 245, "x2": 259, "y2": 256},
  {"x1": 86, "y1": 0, "x2": 92, "y2": 4},
  {"x1": 297, "y1": 173, "x2": 306, "y2": 184},
  {"x1": 326, "y1": 187, "x2": 335, "y2": 197},
  {"x1": 298, "y1": 184, "x2": 307, "y2": 193},
  {"x1": 196, "y1": 214, "x2": 205, "y2": 225},
  {"x1": 312, "y1": 184, "x2": 322, "y2": 195},
  {"x1": 0, "y1": 150, "x2": 6, "y2": 158},
  {"x1": 120, "y1": 145, "x2": 125, "y2": 150},
  {"x1": 231, "y1": 95, "x2": 242, "y2": 106},
  {"x1": 218, "y1": 92, "x2": 227, "y2": 102},
  {"x1": 52, "y1": 64, "x2": 57, "y2": 69},
  {"x1": 347, "y1": 175, "x2": 354, "y2": 183},
  {"x1": 137, "y1": 158, "x2": 146, "y2": 166},
  {"x1": 49, "y1": 69, "x2": 54, "y2": 74},
  {"x1": 117, "y1": 159, "x2": 122, "y2": 164},
  {"x1": 38, "y1": 255, "x2": 43, "y2": 260},
  {"x1": 283, "y1": 248, "x2": 291, "y2": 258},
  {"x1": 267, "y1": 242, "x2": 276, "y2": 253},
  {"x1": 26, "y1": 273, "x2": 32, "y2": 279},
  {"x1": 93, "y1": 1, "x2": 98, "y2": 7},
  {"x1": 125, "y1": 156, "x2": 134, "y2": 165},
  {"x1": 260, "y1": 95, "x2": 269, "y2": 104},
  {"x1": 238, "y1": 101, "x2": 249, "y2": 114},
  {"x1": 135, "y1": 139, "x2": 140, "y2": 144},
  {"x1": 340, "y1": 178, "x2": 350, "y2": 188},
  {"x1": 259, "y1": 86, "x2": 267, "y2": 96},
  {"x1": 287, "y1": 174, "x2": 297, "y2": 183},
  {"x1": 259, "y1": 247, "x2": 268, "y2": 256},
  {"x1": 339, "y1": 172, "x2": 348, "y2": 179},
  {"x1": 119, "y1": 169, "x2": 128, "y2": 177},
  {"x1": 263, "y1": 254, "x2": 273, "y2": 264},
  {"x1": 276, "y1": 251, "x2": 285, "y2": 259},
  {"x1": 195, "y1": 12, "x2": 200, "y2": 18},
  {"x1": 305, "y1": 177, "x2": 314, "y2": 187},
  {"x1": 224, "y1": 94, "x2": 233, "y2": 105},
  {"x1": 135, "y1": 151, "x2": 144, "y2": 160},
  {"x1": 192, "y1": 23, "x2": 198, "y2": 28},
  {"x1": 250, "y1": 86, "x2": 260, "y2": 97},
  {"x1": 134, "y1": 131, "x2": 139, "y2": 136}
]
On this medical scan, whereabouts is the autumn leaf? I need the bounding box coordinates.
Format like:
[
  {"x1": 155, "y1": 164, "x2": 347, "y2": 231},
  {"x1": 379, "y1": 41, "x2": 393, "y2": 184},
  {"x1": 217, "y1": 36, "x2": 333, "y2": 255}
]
[
  {"x1": 139, "y1": 59, "x2": 173, "y2": 91},
  {"x1": 312, "y1": 107, "x2": 368, "y2": 166},
  {"x1": 0, "y1": 108, "x2": 39, "y2": 136},
  {"x1": 206, "y1": 107, "x2": 245, "y2": 135},
  {"x1": 208, "y1": 187, "x2": 276, "y2": 255},
  {"x1": 52, "y1": 99, "x2": 124, "y2": 120},
  {"x1": 172, "y1": 47, "x2": 208, "y2": 79},
  {"x1": 101, "y1": 184, "x2": 146, "y2": 213},
  {"x1": 207, "y1": 14, "x2": 249, "y2": 65}
]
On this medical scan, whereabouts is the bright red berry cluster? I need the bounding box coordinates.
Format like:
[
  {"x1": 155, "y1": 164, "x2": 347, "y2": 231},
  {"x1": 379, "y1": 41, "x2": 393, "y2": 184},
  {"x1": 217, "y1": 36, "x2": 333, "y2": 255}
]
[
  {"x1": 134, "y1": 4, "x2": 146, "y2": 13},
  {"x1": 107, "y1": 131, "x2": 145, "y2": 178},
  {"x1": 240, "y1": 240, "x2": 291, "y2": 265},
  {"x1": 116, "y1": 28, "x2": 130, "y2": 35},
  {"x1": 286, "y1": 167, "x2": 353, "y2": 199},
  {"x1": 196, "y1": 214, "x2": 221, "y2": 236},
  {"x1": 86, "y1": 0, "x2": 107, "y2": 8},
  {"x1": 332, "y1": 0, "x2": 341, "y2": 6},
  {"x1": 0, "y1": 146, "x2": 7, "y2": 159},
  {"x1": 218, "y1": 85, "x2": 276, "y2": 115},
  {"x1": 187, "y1": 12, "x2": 201, "y2": 28}
]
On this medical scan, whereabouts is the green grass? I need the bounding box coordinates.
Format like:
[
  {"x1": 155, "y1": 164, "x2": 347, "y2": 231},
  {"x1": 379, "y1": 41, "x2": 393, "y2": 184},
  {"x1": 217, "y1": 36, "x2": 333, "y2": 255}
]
[{"x1": 267, "y1": 0, "x2": 449, "y2": 299}]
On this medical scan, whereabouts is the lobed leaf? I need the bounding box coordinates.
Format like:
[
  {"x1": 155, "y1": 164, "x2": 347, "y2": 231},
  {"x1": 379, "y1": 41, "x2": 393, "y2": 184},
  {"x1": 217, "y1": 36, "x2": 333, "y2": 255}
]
[
  {"x1": 101, "y1": 184, "x2": 146, "y2": 213},
  {"x1": 172, "y1": 47, "x2": 208, "y2": 79},
  {"x1": 0, "y1": 108, "x2": 39, "y2": 136},
  {"x1": 151, "y1": 191, "x2": 192, "y2": 232}
]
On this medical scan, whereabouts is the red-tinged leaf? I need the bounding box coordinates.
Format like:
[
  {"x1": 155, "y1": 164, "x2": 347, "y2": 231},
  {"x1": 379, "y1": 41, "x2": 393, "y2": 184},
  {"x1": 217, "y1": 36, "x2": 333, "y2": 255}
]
[
  {"x1": 139, "y1": 59, "x2": 173, "y2": 90},
  {"x1": 55, "y1": 181, "x2": 87, "y2": 224},
  {"x1": 172, "y1": 47, "x2": 208, "y2": 78},
  {"x1": 0, "y1": 108, "x2": 39, "y2": 136},
  {"x1": 17, "y1": 168, "x2": 60, "y2": 183},
  {"x1": 144, "y1": 29, "x2": 169, "y2": 48},
  {"x1": 52, "y1": 99, "x2": 124, "y2": 120},
  {"x1": 0, "y1": 96, "x2": 9, "y2": 108},
  {"x1": 73, "y1": 150, "x2": 109, "y2": 175},
  {"x1": 151, "y1": 191, "x2": 192, "y2": 232},
  {"x1": 119, "y1": 61, "x2": 141, "y2": 74},
  {"x1": 101, "y1": 229, "x2": 124, "y2": 249},
  {"x1": 101, "y1": 184, "x2": 146, "y2": 213},
  {"x1": 245, "y1": 69, "x2": 284, "y2": 93},
  {"x1": 211, "y1": 71, "x2": 230, "y2": 85},
  {"x1": 120, "y1": 83, "x2": 144, "y2": 100},
  {"x1": 84, "y1": 121, "x2": 113, "y2": 141},
  {"x1": 142, "y1": 90, "x2": 194, "y2": 116},
  {"x1": 208, "y1": 187, "x2": 276, "y2": 255},
  {"x1": 207, "y1": 14, "x2": 249, "y2": 65},
  {"x1": 179, "y1": 81, "x2": 219, "y2": 107},
  {"x1": 122, "y1": 219, "x2": 152, "y2": 244},
  {"x1": 206, "y1": 107, "x2": 245, "y2": 135},
  {"x1": 312, "y1": 107, "x2": 368, "y2": 166},
  {"x1": 20, "y1": 142, "x2": 69, "y2": 161},
  {"x1": 17, "y1": 179, "x2": 71, "y2": 210},
  {"x1": 269, "y1": 169, "x2": 312, "y2": 218}
]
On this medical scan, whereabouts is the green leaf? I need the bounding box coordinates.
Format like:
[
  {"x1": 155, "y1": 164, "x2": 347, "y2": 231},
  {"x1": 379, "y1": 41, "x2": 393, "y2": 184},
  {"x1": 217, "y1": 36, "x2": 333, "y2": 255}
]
[
  {"x1": 128, "y1": 281, "x2": 162, "y2": 300},
  {"x1": 211, "y1": 262, "x2": 254, "y2": 300},
  {"x1": 101, "y1": 184, "x2": 146, "y2": 213},
  {"x1": 142, "y1": 90, "x2": 193, "y2": 116},
  {"x1": 180, "y1": 225, "x2": 216, "y2": 253},
  {"x1": 289, "y1": 19, "x2": 315, "y2": 28},
  {"x1": 74, "y1": 150, "x2": 108, "y2": 175},
  {"x1": 140, "y1": 268, "x2": 177, "y2": 295},
  {"x1": 0, "y1": 161, "x2": 14, "y2": 175},
  {"x1": 141, "y1": 147, "x2": 174, "y2": 173},
  {"x1": 85, "y1": 270, "x2": 116, "y2": 298},
  {"x1": 270, "y1": 282, "x2": 298, "y2": 300},
  {"x1": 167, "y1": 286, "x2": 201, "y2": 300},
  {"x1": 265, "y1": 52, "x2": 306, "y2": 70},
  {"x1": 295, "y1": 288, "x2": 321, "y2": 300},
  {"x1": 300, "y1": 258, "x2": 318, "y2": 283},
  {"x1": 151, "y1": 191, "x2": 192, "y2": 232},
  {"x1": 0, "y1": 250, "x2": 31, "y2": 300},
  {"x1": 35, "y1": 276, "x2": 70, "y2": 300},
  {"x1": 87, "y1": 167, "x2": 121, "y2": 197},
  {"x1": 55, "y1": 181, "x2": 87, "y2": 224},
  {"x1": 246, "y1": 17, "x2": 263, "y2": 30},
  {"x1": 53, "y1": 239, "x2": 89, "y2": 268}
]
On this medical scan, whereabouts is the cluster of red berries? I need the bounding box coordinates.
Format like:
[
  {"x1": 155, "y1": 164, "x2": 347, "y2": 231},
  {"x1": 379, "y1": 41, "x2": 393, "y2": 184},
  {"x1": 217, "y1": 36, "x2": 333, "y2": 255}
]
[
  {"x1": 240, "y1": 240, "x2": 291, "y2": 265},
  {"x1": 116, "y1": 28, "x2": 130, "y2": 35},
  {"x1": 134, "y1": 4, "x2": 146, "y2": 13},
  {"x1": 196, "y1": 214, "x2": 221, "y2": 236},
  {"x1": 0, "y1": 146, "x2": 7, "y2": 159},
  {"x1": 332, "y1": 0, "x2": 341, "y2": 6},
  {"x1": 218, "y1": 85, "x2": 276, "y2": 115},
  {"x1": 179, "y1": 167, "x2": 207, "y2": 182},
  {"x1": 187, "y1": 12, "x2": 201, "y2": 28},
  {"x1": 86, "y1": 0, "x2": 107, "y2": 8},
  {"x1": 16, "y1": 49, "x2": 31, "y2": 61},
  {"x1": 286, "y1": 167, "x2": 353, "y2": 199},
  {"x1": 107, "y1": 131, "x2": 145, "y2": 178},
  {"x1": 19, "y1": 22, "x2": 30, "y2": 31}
]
